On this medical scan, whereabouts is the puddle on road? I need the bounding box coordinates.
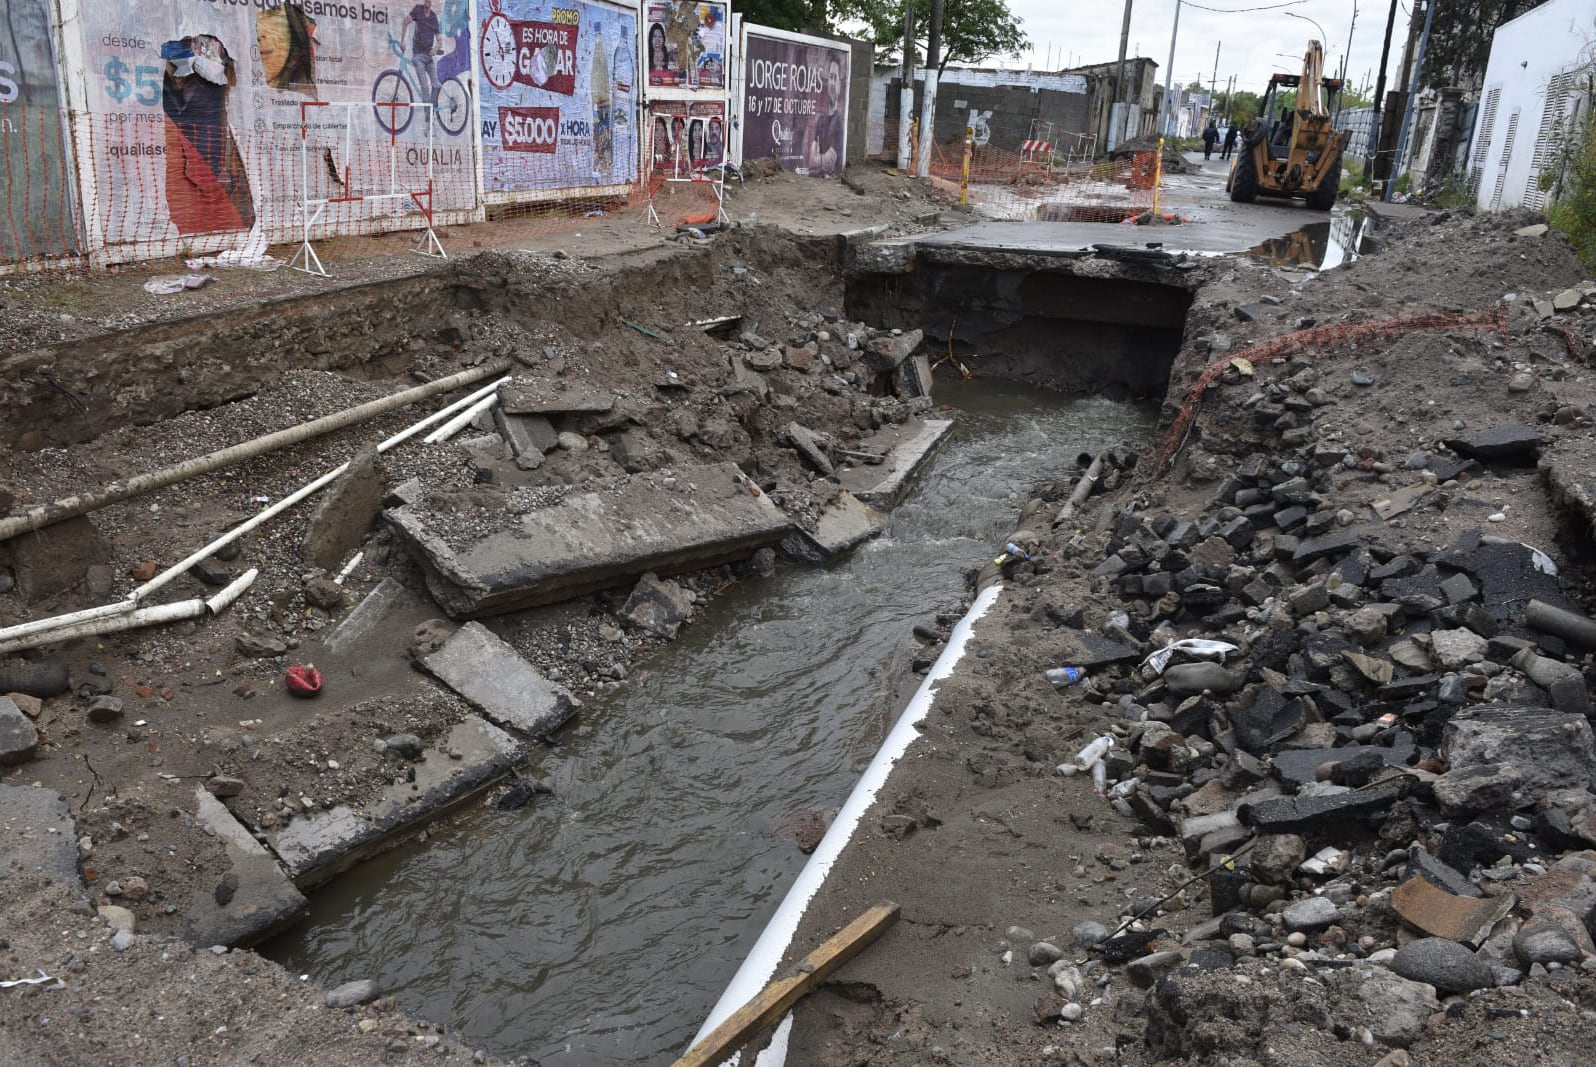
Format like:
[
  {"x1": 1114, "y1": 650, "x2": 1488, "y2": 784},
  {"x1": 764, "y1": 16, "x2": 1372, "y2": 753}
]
[{"x1": 1247, "y1": 213, "x2": 1378, "y2": 271}]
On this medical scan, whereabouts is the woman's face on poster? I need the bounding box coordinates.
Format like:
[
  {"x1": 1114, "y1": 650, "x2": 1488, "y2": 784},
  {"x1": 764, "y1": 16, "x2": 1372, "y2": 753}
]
[{"x1": 257, "y1": 8, "x2": 291, "y2": 84}]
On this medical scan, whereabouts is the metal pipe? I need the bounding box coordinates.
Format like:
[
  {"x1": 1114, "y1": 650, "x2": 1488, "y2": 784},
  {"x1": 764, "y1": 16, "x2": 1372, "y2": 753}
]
[
  {"x1": 0, "y1": 360, "x2": 511, "y2": 543},
  {"x1": 1367, "y1": 0, "x2": 1401, "y2": 174},
  {"x1": 1054, "y1": 453, "x2": 1105, "y2": 526}
]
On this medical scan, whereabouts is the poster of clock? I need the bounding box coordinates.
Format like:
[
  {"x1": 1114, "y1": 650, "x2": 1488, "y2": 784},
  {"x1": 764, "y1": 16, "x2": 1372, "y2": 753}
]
[{"x1": 479, "y1": 0, "x2": 639, "y2": 197}]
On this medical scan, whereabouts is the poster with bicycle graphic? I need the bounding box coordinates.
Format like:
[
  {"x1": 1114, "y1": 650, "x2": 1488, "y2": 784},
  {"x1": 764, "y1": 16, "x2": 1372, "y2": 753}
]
[
  {"x1": 478, "y1": 0, "x2": 639, "y2": 198},
  {"x1": 76, "y1": 0, "x2": 478, "y2": 248}
]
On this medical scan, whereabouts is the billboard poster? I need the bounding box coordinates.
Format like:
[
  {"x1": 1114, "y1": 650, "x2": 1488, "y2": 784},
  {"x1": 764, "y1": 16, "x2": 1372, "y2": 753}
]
[
  {"x1": 645, "y1": 2, "x2": 724, "y2": 89},
  {"x1": 1, "y1": 0, "x2": 79, "y2": 258},
  {"x1": 742, "y1": 31, "x2": 847, "y2": 176},
  {"x1": 78, "y1": 0, "x2": 477, "y2": 248},
  {"x1": 478, "y1": 0, "x2": 637, "y2": 194},
  {"x1": 647, "y1": 98, "x2": 721, "y2": 178}
]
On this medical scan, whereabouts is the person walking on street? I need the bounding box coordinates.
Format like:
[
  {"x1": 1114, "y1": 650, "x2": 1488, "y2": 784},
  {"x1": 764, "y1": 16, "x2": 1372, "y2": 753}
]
[
  {"x1": 1221, "y1": 121, "x2": 1238, "y2": 160},
  {"x1": 1202, "y1": 119, "x2": 1219, "y2": 161}
]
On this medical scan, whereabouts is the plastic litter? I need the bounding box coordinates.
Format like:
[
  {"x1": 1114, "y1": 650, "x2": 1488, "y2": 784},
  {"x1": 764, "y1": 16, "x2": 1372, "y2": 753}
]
[
  {"x1": 143, "y1": 273, "x2": 212, "y2": 295},
  {"x1": 1108, "y1": 777, "x2": 1140, "y2": 799},
  {"x1": 285, "y1": 665, "x2": 323, "y2": 698},
  {"x1": 1046, "y1": 666, "x2": 1087, "y2": 689},
  {"x1": 1, "y1": 970, "x2": 63, "y2": 989},
  {"x1": 1074, "y1": 734, "x2": 1114, "y2": 770},
  {"x1": 1141, "y1": 638, "x2": 1241, "y2": 677},
  {"x1": 1090, "y1": 760, "x2": 1108, "y2": 793},
  {"x1": 994, "y1": 542, "x2": 1032, "y2": 567}
]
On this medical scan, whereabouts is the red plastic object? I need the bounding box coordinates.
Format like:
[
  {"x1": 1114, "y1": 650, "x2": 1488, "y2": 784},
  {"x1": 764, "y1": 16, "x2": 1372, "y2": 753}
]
[{"x1": 285, "y1": 666, "x2": 323, "y2": 698}]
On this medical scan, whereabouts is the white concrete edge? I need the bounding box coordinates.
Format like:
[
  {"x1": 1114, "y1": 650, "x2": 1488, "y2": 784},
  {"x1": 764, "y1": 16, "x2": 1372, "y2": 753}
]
[{"x1": 690, "y1": 582, "x2": 1005, "y2": 1059}]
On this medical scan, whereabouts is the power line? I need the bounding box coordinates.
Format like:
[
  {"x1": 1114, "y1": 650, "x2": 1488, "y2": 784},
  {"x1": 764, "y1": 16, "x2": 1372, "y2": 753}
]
[{"x1": 1180, "y1": 0, "x2": 1308, "y2": 12}]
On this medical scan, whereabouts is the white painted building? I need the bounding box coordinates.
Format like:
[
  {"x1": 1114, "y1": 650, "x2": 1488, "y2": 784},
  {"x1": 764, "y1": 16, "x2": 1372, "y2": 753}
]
[{"x1": 1470, "y1": 0, "x2": 1595, "y2": 212}]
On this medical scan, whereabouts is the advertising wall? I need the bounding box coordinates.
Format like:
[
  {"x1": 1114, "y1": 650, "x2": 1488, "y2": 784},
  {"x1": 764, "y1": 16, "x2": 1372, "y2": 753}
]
[
  {"x1": 478, "y1": 0, "x2": 638, "y2": 198},
  {"x1": 740, "y1": 27, "x2": 846, "y2": 177},
  {"x1": 644, "y1": 1, "x2": 725, "y2": 90},
  {"x1": 1, "y1": 0, "x2": 79, "y2": 258},
  {"x1": 75, "y1": 0, "x2": 478, "y2": 250}
]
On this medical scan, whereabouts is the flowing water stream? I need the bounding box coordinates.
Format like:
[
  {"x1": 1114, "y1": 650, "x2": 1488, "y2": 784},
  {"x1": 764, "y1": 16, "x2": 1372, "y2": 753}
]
[{"x1": 265, "y1": 379, "x2": 1159, "y2": 1064}]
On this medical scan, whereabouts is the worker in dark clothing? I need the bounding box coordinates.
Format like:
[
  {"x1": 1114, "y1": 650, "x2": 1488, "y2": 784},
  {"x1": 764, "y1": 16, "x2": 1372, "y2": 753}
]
[
  {"x1": 1202, "y1": 119, "x2": 1219, "y2": 160},
  {"x1": 1221, "y1": 122, "x2": 1239, "y2": 160}
]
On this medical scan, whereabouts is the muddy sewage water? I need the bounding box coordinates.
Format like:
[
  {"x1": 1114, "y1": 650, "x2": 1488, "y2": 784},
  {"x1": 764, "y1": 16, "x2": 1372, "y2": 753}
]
[{"x1": 263, "y1": 379, "x2": 1159, "y2": 1064}]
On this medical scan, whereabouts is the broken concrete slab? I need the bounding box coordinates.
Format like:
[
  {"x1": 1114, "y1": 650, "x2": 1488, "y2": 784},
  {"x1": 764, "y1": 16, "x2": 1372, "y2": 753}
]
[
  {"x1": 302, "y1": 445, "x2": 385, "y2": 572},
  {"x1": 0, "y1": 784, "x2": 82, "y2": 888},
  {"x1": 780, "y1": 491, "x2": 885, "y2": 563},
  {"x1": 1238, "y1": 785, "x2": 1401, "y2": 833},
  {"x1": 387, "y1": 462, "x2": 793, "y2": 617},
  {"x1": 863, "y1": 328, "x2": 923, "y2": 372},
  {"x1": 266, "y1": 715, "x2": 524, "y2": 888},
  {"x1": 497, "y1": 378, "x2": 615, "y2": 415},
  {"x1": 1443, "y1": 424, "x2": 1543, "y2": 463},
  {"x1": 0, "y1": 695, "x2": 39, "y2": 765},
  {"x1": 786, "y1": 422, "x2": 835, "y2": 476},
  {"x1": 1441, "y1": 705, "x2": 1596, "y2": 803},
  {"x1": 493, "y1": 409, "x2": 559, "y2": 457},
  {"x1": 0, "y1": 514, "x2": 110, "y2": 602},
  {"x1": 187, "y1": 788, "x2": 307, "y2": 947},
  {"x1": 1049, "y1": 632, "x2": 1142, "y2": 670},
  {"x1": 419, "y1": 622, "x2": 579, "y2": 738},
  {"x1": 321, "y1": 577, "x2": 415, "y2": 656},
  {"x1": 1393, "y1": 875, "x2": 1515, "y2": 946},
  {"x1": 840, "y1": 419, "x2": 955, "y2": 510}
]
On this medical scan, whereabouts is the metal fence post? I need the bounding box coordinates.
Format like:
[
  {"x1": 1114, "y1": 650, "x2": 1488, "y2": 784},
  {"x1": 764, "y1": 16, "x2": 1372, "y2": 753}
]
[{"x1": 961, "y1": 126, "x2": 973, "y2": 204}]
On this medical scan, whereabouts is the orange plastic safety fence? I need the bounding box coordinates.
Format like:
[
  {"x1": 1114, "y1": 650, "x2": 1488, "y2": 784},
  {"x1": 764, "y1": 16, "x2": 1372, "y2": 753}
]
[
  {"x1": 922, "y1": 138, "x2": 1159, "y2": 223},
  {"x1": 0, "y1": 110, "x2": 720, "y2": 277},
  {"x1": 1154, "y1": 307, "x2": 1510, "y2": 473}
]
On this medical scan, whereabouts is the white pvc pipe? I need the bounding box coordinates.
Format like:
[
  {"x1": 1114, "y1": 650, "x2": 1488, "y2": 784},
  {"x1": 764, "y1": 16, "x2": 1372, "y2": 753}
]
[
  {"x1": 691, "y1": 582, "x2": 1005, "y2": 1059},
  {"x1": 0, "y1": 376, "x2": 510, "y2": 646},
  {"x1": 334, "y1": 551, "x2": 364, "y2": 585},
  {"x1": 424, "y1": 393, "x2": 498, "y2": 444},
  {"x1": 0, "y1": 569, "x2": 257, "y2": 655}
]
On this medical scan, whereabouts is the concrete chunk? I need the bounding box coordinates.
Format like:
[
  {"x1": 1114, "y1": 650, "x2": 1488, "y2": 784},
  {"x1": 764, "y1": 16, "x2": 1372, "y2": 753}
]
[
  {"x1": 493, "y1": 409, "x2": 559, "y2": 457},
  {"x1": 840, "y1": 419, "x2": 955, "y2": 509},
  {"x1": 187, "y1": 788, "x2": 307, "y2": 947},
  {"x1": 0, "y1": 784, "x2": 82, "y2": 888},
  {"x1": 1238, "y1": 785, "x2": 1400, "y2": 833},
  {"x1": 1443, "y1": 424, "x2": 1543, "y2": 463},
  {"x1": 322, "y1": 577, "x2": 415, "y2": 656},
  {"x1": 780, "y1": 491, "x2": 884, "y2": 563},
  {"x1": 420, "y1": 622, "x2": 579, "y2": 738},
  {"x1": 497, "y1": 379, "x2": 615, "y2": 414},
  {"x1": 266, "y1": 715, "x2": 523, "y2": 887},
  {"x1": 302, "y1": 445, "x2": 384, "y2": 571},
  {"x1": 387, "y1": 463, "x2": 793, "y2": 616},
  {"x1": 0, "y1": 696, "x2": 39, "y2": 766},
  {"x1": 863, "y1": 328, "x2": 923, "y2": 371}
]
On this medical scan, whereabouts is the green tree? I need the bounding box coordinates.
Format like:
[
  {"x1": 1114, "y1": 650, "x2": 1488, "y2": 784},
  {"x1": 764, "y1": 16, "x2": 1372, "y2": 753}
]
[
  {"x1": 737, "y1": 0, "x2": 823, "y2": 33},
  {"x1": 833, "y1": 0, "x2": 1028, "y2": 72}
]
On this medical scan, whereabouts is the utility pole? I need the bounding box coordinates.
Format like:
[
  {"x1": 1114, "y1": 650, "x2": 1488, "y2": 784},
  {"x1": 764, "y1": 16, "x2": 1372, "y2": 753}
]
[
  {"x1": 1112, "y1": 0, "x2": 1133, "y2": 150},
  {"x1": 1162, "y1": 0, "x2": 1181, "y2": 137},
  {"x1": 1367, "y1": 0, "x2": 1400, "y2": 176},
  {"x1": 1375, "y1": 0, "x2": 1424, "y2": 185},
  {"x1": 897, "y1": 2, "x2": 915, "y2": 170},
  {"x1": 915, "y1": 0, "x2": 943, "y2": 177},
  {"x1": 1208, "y1": 43, "x2": 1220, "y2": 130},
  {"x1": 1386, "y1": 0, "x2": 1436, "y2": 201}
]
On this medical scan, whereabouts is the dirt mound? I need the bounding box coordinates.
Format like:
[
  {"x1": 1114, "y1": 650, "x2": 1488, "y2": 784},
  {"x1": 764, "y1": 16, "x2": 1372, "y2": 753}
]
[{"x1": 1111, "y1": 133, "x2": 1194, "y2": 174}]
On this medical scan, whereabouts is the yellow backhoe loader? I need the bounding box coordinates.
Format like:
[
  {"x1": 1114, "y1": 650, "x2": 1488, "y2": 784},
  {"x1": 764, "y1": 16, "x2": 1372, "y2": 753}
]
[{"x1": 1227, "y1": 40, "x2": 1350, "y2": 210}]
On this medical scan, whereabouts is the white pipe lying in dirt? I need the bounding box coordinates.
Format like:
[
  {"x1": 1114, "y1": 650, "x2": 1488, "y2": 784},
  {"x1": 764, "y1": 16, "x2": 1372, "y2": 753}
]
[
  {"x1": 0, "y1": 361, "x2": 510, "y2": 544},
  {"x1": 0, "y1": 569, "x2": 257, "y2": 655},
  {"x1": 424, "y1": 392, "x2": 499, "y2": 443},
  {"x1": 0, "y1": 375, "x2": 510, "y2": 647},
  {"x1": 690, "y1": 583, "x2": 1005, "y2": 1063},
  {"x1": 334, "y1": 551, "x2": 364, "y2": 585}
]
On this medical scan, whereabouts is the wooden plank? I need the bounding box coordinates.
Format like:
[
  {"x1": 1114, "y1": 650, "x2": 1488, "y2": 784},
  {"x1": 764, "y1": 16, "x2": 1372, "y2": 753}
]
[{"x1": 672, "y1": 902, "x2": 900, "y2": 1067}]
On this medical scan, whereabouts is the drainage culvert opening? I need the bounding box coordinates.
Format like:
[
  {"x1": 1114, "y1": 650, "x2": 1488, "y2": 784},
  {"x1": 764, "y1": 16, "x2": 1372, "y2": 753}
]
[{"x1": 847, "y1": 258, "x2": 1197, "y2": 399}]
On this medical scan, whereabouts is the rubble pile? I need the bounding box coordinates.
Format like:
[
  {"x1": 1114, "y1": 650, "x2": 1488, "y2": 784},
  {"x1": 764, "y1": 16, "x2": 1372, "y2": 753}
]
[{"x1": 995, "y1": 415, "x2": 1596, "y2": 1048}]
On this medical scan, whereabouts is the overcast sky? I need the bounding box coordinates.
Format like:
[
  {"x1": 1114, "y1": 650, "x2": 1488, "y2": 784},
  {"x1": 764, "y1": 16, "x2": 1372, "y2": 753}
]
[{"x1": 994, "y1": 0, "x2": 1420, "y2": 99}]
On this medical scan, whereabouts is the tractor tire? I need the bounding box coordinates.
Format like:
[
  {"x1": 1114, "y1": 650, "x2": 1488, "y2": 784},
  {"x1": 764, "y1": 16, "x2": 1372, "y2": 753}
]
[
  {"x1": 1229, "y1": 149, "x2": 1259, "y2": 203},
  {"x1": 1307, "y1": 159, "x2": 1341, "y2": 210}
]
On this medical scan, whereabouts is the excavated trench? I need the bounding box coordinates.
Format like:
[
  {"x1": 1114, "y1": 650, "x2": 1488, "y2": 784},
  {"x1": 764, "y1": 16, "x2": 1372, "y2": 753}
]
[{"x1": 254, "y1": 242, "x2": 1199, "y2": 1064}]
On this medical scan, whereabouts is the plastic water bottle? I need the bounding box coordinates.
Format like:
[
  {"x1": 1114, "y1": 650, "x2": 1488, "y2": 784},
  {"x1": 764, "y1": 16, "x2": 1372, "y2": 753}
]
[
  {"x1": 1074, "y1": 734, "x2": 1114, "y2": 770},
  {"x1": 1046, "y1": 666, "x2": 1087, "y2": 689}
]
